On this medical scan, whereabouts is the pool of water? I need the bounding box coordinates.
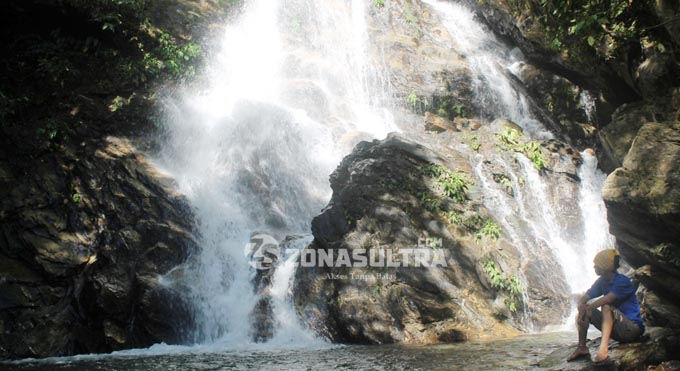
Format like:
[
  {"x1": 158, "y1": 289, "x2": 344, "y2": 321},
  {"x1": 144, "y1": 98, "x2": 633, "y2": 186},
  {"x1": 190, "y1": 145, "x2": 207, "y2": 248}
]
[{"x1": 2, "y1": 331, "x2": 582, "y2": 371}]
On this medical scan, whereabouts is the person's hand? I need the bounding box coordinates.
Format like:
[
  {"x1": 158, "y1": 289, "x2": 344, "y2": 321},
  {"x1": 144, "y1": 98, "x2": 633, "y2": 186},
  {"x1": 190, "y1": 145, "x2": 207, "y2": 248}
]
[
  {"x1": 585, "y1": 302, "x2": 595, "y2": 313},
  {"x1": 577, "y1": 301, "x2": 586, "y2": 314}
]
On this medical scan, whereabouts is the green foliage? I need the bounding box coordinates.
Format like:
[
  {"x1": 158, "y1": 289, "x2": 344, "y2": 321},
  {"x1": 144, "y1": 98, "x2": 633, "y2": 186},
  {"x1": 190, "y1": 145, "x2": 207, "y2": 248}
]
[
  {"x1": 407, "y1": 92, "x2": 418, "y2": 107},
  {"x1": 374, "y1": 0, "x2": 385, "y2": 8},
  {"x1": 440, "y1": 172, "x2": 470, "y2": 203},
  {"x1": 452, "y1": 104, "x2": 467, "y2": 118},
  {"x1": 406, "y1": 92, "x2": 429, "y2": 112},
  {"x1": 497, "y1": 127, "x2": 523, "y2": 149},
  {"x1": 527, "y1": 0, "x2": 653, "y2": 60},
  {"x1": 431, "y1": 97, "x2": 468, "y2": 121},
  {"x1": 469, "y1": 134, "x2": 481, "y2": 152},
  {"x1": 420, "y1": 163, "x2": 472, "y2": 203},
  {"x1": 404, "y1": 0, "x2": 415, "y2": 24},
  {"x1": 462, "y1": 214, "x2": 485, "y2": 232},
  {"x1": 496, "y1": 127, "x2": 545, "y2": 170},
  {"x1": 474, "y1": 220, "x2": 502, "y2": 242},
  {"x1": 519, "y1": 141, "x2": 546, "y2": 170},
  {"x1": 445, "y1": 211, "x2": 464, "y2": 225},
  {"x1": 36, "y1": 119, "x2": 71, "y2": 146},
  {"x1": 496, "y1": 174, "x2": 513, "y2": 195},
  {"x1": 68, "y1": 181, "x2": 82, "y2": 203},
  {"x1": 482, "y1": 258, "x2": 524, "y2": 313},
  {"x1": 138, "y1": 23, "x2": 202, "y2": 79},
  {"x1": 109, "y1": 96, "x2": 127, "y2": 112},
  {"x1": 418, "y1": 192, "x2": 442, "y2": 212},
  {"x1": 483, "y1": 258, "x2": 506, "y2": 290}
]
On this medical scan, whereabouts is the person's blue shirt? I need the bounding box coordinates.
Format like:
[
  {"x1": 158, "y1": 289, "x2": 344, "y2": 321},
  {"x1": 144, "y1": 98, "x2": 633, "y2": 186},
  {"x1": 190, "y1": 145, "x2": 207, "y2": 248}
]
[{"x1": 586, "y1": 273, "x2": 645, "y2": 333}]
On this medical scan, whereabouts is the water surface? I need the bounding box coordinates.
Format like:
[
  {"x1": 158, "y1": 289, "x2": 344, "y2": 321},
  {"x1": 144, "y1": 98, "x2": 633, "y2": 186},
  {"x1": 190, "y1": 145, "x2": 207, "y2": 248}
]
[{"x1": 4, "y1": 331, "x2": 578, "y2": 371}]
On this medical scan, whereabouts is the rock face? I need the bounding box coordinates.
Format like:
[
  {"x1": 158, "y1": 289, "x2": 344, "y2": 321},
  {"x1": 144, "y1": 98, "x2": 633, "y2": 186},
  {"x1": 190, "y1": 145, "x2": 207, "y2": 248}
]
[
  {"x1": 0, "y1": 137, "x2": 197, "y2": 359},
  {"x1": 538, "y1": 327, "x2": 680, "y2": 371},
  {"x1": 602, "y1": 102, "x2": 680, "y2": 332},
  {"x1": 294, "y1": 132, "x2": 574, "y2": 344}
]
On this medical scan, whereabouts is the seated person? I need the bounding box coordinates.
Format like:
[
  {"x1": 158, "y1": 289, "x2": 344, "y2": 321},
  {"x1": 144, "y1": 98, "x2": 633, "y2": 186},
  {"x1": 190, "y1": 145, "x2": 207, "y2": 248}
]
[{"x1": 567, "y1": 249, "x2": 645, "y2": 363}]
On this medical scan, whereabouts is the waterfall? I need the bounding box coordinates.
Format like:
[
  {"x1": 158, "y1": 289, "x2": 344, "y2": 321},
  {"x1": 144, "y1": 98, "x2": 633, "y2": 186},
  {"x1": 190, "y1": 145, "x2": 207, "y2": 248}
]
[
  {"x1": 576, "y1": 151, "x2": 616, "y2": 291},
  {"x1": 156, "y1": 0, "x2": 395, "y2": 345},
  {"x1": 422, "y1": 0, "x2": 613, "y2": 305},
  {"x1": 421, "y1": 0, "x2": 553, "y2": 140},
  {"x1": 154, "y1": 0, "x2": 616, "y2": 344}
]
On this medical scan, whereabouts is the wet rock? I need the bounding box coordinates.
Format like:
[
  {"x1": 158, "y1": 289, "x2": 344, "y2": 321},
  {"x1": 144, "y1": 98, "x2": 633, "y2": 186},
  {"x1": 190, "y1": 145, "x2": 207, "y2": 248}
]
[
  {"x1": 602, "y1": 117, "x2": 680, "y2": 274},
  {"x1": 424, "y1": 112, "x2": 458, "y2": 133},
  {"x1": 602, "y1": 104, "x2": 680, "y2": 366},
  {"x1": 511, "y1": 62, "x2": 601, "y2": 145},
  {"x1": 539, "y1": 327, "x2": 680, "y2": 371},
  {"x1": 294, "y1": 133, "x2": 572, "y2": 344},
  {"x1": 637, "y1": 282, "x2": 680, "y2": 330},
  {"x1": 598, "y1": 102, "x2": 661, "y2": 172},
  {"x1": 648, "y1": 361, "x2": 680, "y2": 371},
  {"x1": 0, "y1": 137, "x2": 197, "y2": 359}
]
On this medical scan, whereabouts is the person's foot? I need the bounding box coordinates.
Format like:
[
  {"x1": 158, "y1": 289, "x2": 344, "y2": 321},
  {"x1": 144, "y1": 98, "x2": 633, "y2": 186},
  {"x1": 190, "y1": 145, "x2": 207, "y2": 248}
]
[
  {"x1": 592, "y1": 350, "x2": 609, "y2": 363},
  {"x1": 566, "y1": 346, "x2": 590, "y2": 362}
]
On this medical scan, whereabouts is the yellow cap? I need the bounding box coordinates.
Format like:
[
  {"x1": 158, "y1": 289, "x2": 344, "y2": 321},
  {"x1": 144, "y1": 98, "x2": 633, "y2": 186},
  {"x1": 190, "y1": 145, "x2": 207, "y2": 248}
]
[{"x1": 593, "y1": 249, "x2": 620, "y2": 271}]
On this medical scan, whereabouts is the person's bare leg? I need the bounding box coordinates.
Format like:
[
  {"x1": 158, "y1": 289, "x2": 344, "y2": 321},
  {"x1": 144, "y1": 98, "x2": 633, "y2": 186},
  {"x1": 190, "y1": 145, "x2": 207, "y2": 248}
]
[
  {"x1": 594, "y1": 305, "x2": 613, "y2": 362},
  {"x1": 567, "y1": 311, "x2": 591, "y2": 361}
]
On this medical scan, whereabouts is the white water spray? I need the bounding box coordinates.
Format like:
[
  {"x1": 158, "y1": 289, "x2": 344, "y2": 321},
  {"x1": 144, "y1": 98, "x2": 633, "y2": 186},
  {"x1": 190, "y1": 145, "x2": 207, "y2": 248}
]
[
  {"x1": 156, "y1": 0, "x2": 395, "y2": 345},
  {"x1": 423, "y1": 0, "x2": 613, "y2": 304}
]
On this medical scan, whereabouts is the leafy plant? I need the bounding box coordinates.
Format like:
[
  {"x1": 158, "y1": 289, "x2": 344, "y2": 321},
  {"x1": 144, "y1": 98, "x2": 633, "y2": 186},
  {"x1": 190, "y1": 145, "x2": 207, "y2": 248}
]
[
  {"x1": 407, "y1": 92, "x2": 419, "y2": 107},
  {"x1": 474, "y1": 220, "x2": 502, "y2": 242},
  {"x1": 445, "y1": 211, "x2": 464, "y2": 225},
  {"x1": 497, "y1": 127, "x2": 523, "y2": 149},
  {"x1": 420, "y1": 163, "x2": 472, "y2": 203},
  {"x1": 452, "y1": 104, "x2": 467, "y2": 118},
  {"x1": 462, "y1": 214, "x2": 484, "y2": 232},
  {"x1": 469, "y1": 134, "x2": 481, "y2": 152},
  {"x1": 374, "y1": 0, "x2": 385, "y2": 7},
  {"x1": 496, "y1": 127, "x2": 545, "y2": 170},
  {"x1": 419, "y1": 192, "x2": 442, "y2": 212},
  {"x1": 440, "y1": 172, "x2": 470, "y2": 203},
  {"x1": 482, "y1": 258, "x2": 524, "y2": 313},
  {"x1": 519, "y1": 141, "x2": 545, "y2": 170},
  {"x1": 483, "y1": 258, "x2": 506, "y2": 290}
]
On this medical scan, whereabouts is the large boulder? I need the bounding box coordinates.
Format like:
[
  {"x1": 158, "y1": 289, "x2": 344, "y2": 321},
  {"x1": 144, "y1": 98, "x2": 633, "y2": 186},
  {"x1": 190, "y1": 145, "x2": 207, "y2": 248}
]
[
  {"x1": 602, "y1": 105, "x2": 680, "y2": 331},
  {"x1": 293, "y1": 133, "x2": 573, "y2": 344},
  {"x1": 598, "y1": 102, "x2": 664, "y2": 172},
  {"x1": 0, "y1": 137, "x2": 197, "y2": 359}
]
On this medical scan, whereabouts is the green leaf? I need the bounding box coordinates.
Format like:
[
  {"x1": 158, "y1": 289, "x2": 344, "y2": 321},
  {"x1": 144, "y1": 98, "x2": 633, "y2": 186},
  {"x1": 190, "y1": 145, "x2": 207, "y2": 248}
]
[{"x1": 587, "y1": 36, "x2": 596, "y2": 46}]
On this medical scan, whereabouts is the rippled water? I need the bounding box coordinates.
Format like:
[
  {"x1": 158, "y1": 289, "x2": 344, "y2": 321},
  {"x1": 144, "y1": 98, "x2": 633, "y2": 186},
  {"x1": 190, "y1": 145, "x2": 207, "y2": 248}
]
[{"x1": 3, "y1": 332, "x2": 578, "y2": 371}]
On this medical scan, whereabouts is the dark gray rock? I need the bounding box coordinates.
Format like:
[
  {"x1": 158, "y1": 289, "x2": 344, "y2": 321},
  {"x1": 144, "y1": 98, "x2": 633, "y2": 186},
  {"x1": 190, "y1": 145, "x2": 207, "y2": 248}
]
[
  {"x1": 294, "y1": 133, "x2": 572, "y2": 344},
  {"x1": 0, "y1": 137, "x2": 197, "y2": 359},
  {"x1": 538, "y1": 327, "x2": 680, "y2": 371}
]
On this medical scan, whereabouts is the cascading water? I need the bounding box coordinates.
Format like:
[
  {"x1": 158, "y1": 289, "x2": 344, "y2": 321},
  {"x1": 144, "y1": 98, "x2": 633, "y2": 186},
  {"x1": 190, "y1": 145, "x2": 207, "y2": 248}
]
[
  {"x1": 421, "y1": 0, "x2": 614, "y2": 309},
  {"x1": 156, "y1": 0, "x2": 395, "y2": 345},
  {"x1": 155, "y1": 0, "x2": 616, "y2": 345}
]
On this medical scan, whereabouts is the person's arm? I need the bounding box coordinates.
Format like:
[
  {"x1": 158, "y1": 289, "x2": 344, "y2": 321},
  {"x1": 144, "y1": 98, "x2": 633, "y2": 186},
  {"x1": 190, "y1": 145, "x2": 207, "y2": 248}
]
[
  {"x1": 577, "y1": 293, "x2": 591, "y2": 313},
  {"x1": 586, "y1": 292, "x2": 617, "y2": 311}
]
